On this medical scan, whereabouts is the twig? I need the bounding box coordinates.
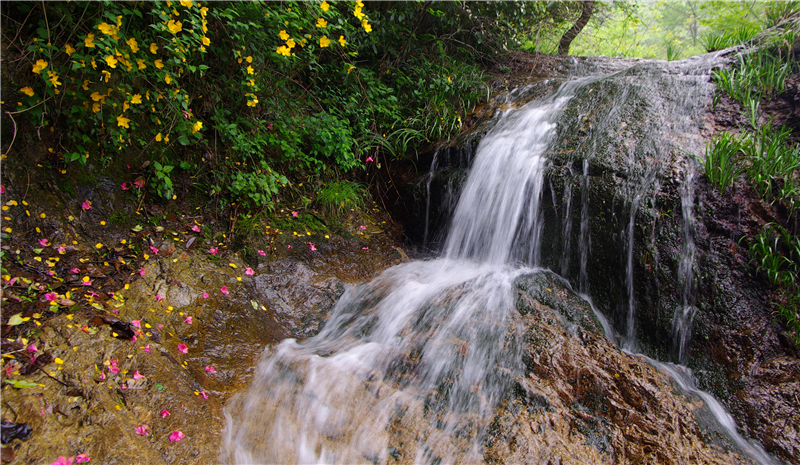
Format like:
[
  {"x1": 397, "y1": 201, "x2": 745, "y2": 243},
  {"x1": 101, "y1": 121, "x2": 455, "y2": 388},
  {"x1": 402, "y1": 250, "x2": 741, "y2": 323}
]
[{"x1": 2, "y1": 110, "x2": 18, "y2": 156}]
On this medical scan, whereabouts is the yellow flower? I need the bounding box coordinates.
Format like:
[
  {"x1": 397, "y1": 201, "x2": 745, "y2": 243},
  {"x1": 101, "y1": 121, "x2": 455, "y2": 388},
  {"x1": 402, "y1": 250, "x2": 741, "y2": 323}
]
[
  {"x1": 156, "y1": 133, "x2": 163, "y2": 141},
  {"x1": 117, "y1": 115, "x2": 130, "y2": 128},
  {"x1": 65, "y1": 44, "x2": 76, "y2": 56},
  {"x1": 316, "y1": 17, "x2": 327, "y2": 28},
  {"x1": 319, "y1": 36, "x2": 330, "y2": 48},
  {"x1": 354, "y1": 6, "x2": 365, "y2": 20},
  {"x1": 200, "y1": 6, "x2": 208, "y2": 18},
  {"x1": 180, "y1": 0, "x2": 193, "y2": 7},
  {"x1": 137, "y1": 58, "x2": 146, "y2": 70},
  {"x1": 279, "y1": 30, "x2": 290, "y2": 41},
  {"x1": 192, "y1": 121, "x2": 202, "y2": 133},
  {"x1": 101, "y1": 70, "x2": 111, "y2": 82},
  {"x1": 356, "y1": 0, "x2": 364, "y2": 7},
  {"x1": 246, "y1": 55, "x2": 253, "y2": 63},
  {"x1": 82, "y1": 80, "x2": 90, "y2": 90},
  {"x1": 286, "y1": 38, "x2": 296, "y2": 49},
  {"x1": 32, "y1": 59, "x2": 48, "y2": 74},
  {"x1": 202, "y1": 20, "x2": 208, "y2": 34},
  {"x1": 154, "y1": 59, "x2": 164, "y2": 69},
  {"x1": 164, "y1": 73, "x2": 172, "y2": 84},
  {"x1": 321, "y1": 1, "x2": 329, "y2": 11},
  {"x1": 91, "y1": 57, "x2": 97, "y2": 69},
  {"x1": 362, "y1": 20, "x2": 372, "y2": 33},
  {"x1": 90, "y1": 91, "x2": 104, "y2": 101},
  {"x1": 92, "y1": 102, "x2": 101, "y2": 112},
  {"x1": 347, "y1": 65, "x2": 356, "y2": 74},
  {"x1": 47, "y1": 72, "x2": 61, "y2": 87},
  {"x1": 122, "y1": 101, "x2": 130, "y2": 112},
  {"x1": 202, "y1": 36, "x2": 210, "y2": 46},
  {"x1": 84, "y1": 33, "x2": 96, "y2": 48},
  {"x1": 246, "y1": 65, "x2": 254, "y2": 74},
  {"x1": 131, "y1": 94, "x2": 142, "y2": 104},
  {"x1": 338, "y1": 35, "x2": 346, "y2": 46},
  {"x1": 104, "y1": 55, "x2": 118, "y2": 68},
  {"x1": 167, "y1": 20, "x2": 183, "y2": 34},
  {"x1": 97, "y1": 22, "x2": 118, "y2": 38},
  {"x1": 20, "y1": 86, "x2": 34, "y2": 97},
  {"x1": 150, "y1": 43, "x2": 158, "y2": 54},
  {"x1": 127, "y1": 37, "x2": 139, "y2": 53},
  {"x1": 276, "y1": 45, "x2": 290, "y2": 56}
]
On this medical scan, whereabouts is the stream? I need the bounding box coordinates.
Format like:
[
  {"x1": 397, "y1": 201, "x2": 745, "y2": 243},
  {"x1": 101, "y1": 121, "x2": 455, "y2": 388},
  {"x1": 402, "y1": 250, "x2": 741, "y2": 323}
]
[{"x1": 223, "y1": 64, "x2": 783, "y2": 464}]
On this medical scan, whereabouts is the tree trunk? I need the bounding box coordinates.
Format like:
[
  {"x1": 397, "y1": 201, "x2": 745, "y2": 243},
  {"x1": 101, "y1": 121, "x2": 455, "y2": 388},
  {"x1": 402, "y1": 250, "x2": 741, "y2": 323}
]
[{"x1": 558, "y1": 1, "x2": 595, "y2": 56}]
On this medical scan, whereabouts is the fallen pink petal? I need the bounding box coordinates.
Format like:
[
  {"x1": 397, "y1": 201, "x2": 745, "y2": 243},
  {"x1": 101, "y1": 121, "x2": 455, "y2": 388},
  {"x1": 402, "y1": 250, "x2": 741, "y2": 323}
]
[
  {"x1": 366, "y1": 156, "x2": 373, "y2": 162},
  {"x1": 220, "y1": 286, "x2": 229, "y2": 295},
  {"x1": 51, "y1": 456, "x2": 73, "y2": 465},
  {"x1": 130, "y1": 320, "x2": 141, "y2": 329},
  {"x1": 39, "y1": 238, "x2": 50, "y2": 246},
  {"x1": 138, "y1": 268, "x2": 146, "y2": 277},
  {"x1": 205, "y1": 365, "x2": 216, "y2": 373},
  {"x1": 81, "y1": 280, "x2": 93, "y2": 286},
  {"x1": 185, "y1": 316, "x2": 192, "y2": 324},
  {"x1": 362, "y1": 247, "x2": 369, "y2": 250},
  {"x1": 168, "y1": 430, "x2": 185, "y2": 442},
  {"x1": 121, "y1": 182, "x2": 129, "y2": 190},
  {"x1": 44, "y1": 292, "x2": 58, "y2": 301},
  {"x1": 81, "y1": 200, "x2": 92, "y2": 210},
  {"x1": 149, "y1": 246, "x2": 159, "y2": 255},
  {"x1": 199, "y1": 390, "x2": 208, "y2": 399},
  {"x1": 360, "y1": 225, "x2": 366, "y2": 230},
  {"x1": 257, "y1": 250, "x2": 266, "y2": 256},
  {"x1": 287, "y1": 245, "x2": 292, "y2": 249},
  {"x1": 291, "y1": 211, "x2": 298, "y2": 217},
  {"x1": 201, "y1": 292, "x2": 209, "y2": 299},
  {"x1": 245, "y1": 267, "x2": 254, "y2": 276},
  {"x1": 191, "y1": 224, "x2": 201, "y2": 232},
  {"x1": 70, "y1": 268, "x2": 80, "y2": 274},
  {"x1": 161, "y1": 409, "x2": 170, "y2": 418},
  {"x1": 308, "y1": 243, "x2": 317, "y2": 251},
  {"x1": 142, "y1": 344, "x2": 151, "y2": 353},
  {"x1": 209, "y1": 247, "x2": 218, "y2": 255},
  {"x1": 75, "y1": 454, "x2": 91, "y2": 463},
  {"x1": 177, "y1": 343, "x2": 188, "y2": 354},
  {"x1": 155, "y1": 294, "x2": 163, "y2": 301},
  {"x1": 133, "y1": 370, "x2": 145, "y2": 379},
  {"x1": 133, "y1": 179, "x2": 144, "y2": 189},
  {"x1": 135, "y1": 424, "x2": 151, "y2": 436},
  {"x1": 27, "y1": 343, "x2": 38, "y2": 353}
]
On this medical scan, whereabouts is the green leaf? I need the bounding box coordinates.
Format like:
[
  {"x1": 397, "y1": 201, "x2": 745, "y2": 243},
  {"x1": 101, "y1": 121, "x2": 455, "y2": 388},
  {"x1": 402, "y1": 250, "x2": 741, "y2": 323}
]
[
  {"x1": 7, "y1": 314, "x2": 25, "y2": 326},
  {"x1": 154, "y1": 382, "x2": 165, "y2": 391},
  {"x1": 131, "y1": 224, "x2": 143, "y2": 233},
  {"x1": 4, "y1": 379, "x2": 40, "y2": 389}
]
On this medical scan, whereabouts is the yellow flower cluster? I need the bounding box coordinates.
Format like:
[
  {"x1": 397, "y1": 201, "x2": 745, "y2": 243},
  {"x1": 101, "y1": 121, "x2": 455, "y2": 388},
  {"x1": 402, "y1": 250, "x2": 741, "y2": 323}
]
[
  {"x1": 354, "y1": 1, "x2": 371, "y2": 32},
  {"x1": 276, "y1": 29, "x2": 295, "y2": 56}
]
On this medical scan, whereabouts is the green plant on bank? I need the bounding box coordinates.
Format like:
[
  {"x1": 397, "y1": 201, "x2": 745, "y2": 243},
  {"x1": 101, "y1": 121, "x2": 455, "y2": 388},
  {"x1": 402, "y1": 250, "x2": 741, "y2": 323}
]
[
  {"x1": 742, "y1": 124, "x2": 800, "y2": 203},
  {"x1": 702, "y1": 132, "x2": 745, "y2": 194},
  {"x1": 317, "y1": 181, "x2": 365, "y2": 214},
  {"x1": 701, "y1": 24, "x2": 760, "y2": 52}
]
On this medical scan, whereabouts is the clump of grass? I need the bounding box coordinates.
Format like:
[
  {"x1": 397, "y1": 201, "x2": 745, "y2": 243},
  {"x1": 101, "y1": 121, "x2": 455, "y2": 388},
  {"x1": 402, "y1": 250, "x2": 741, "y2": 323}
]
[
  {"x1": 702, "y1": 132, "x2": 745, "y2": 194},
  {"x1": 316, "y1": 181, "x2": 366, "y2": 215},
  {"x1": 743, "y1": 124, "x2": 800, "y2": 202}
]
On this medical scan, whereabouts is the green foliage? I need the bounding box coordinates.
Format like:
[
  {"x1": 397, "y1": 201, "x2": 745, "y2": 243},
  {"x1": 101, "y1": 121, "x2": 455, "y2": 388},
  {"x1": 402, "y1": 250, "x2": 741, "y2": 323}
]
[
  {"x1": 230, "y1": 162, "x2": 287, "y2": 210},
  {"x1": 742, "y1": 124, "x2": 800, "y2": 202},
  {"x1": 702, "y1": 132, "x2": 745, "y2": 194},
  {"x1": 317, "y1": 181, "x2": 365, "y2": 214},
  {"x1": 701, "y1": 24, "x2": 760, "y2": 52}
]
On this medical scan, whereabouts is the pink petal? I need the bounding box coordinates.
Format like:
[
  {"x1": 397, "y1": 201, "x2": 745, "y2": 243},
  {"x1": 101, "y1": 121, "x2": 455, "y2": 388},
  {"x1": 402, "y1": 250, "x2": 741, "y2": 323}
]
[
  {"x1": 155, "y1": 294, "x2": 163, "y2": 301},
  {"x1": 149, "y1": 246, "x2": 159, "y2": 255},
  {"x1": 27, "y1": 344, "x2": 38, "y2": 353},
  {"x1": 168, "y1": 430, "x2": 185, "y2": 442},
  {"x1": 109, "y1": 366, "x2": 119, "y2": 375},
  {"x1": 56, "y1": 246, "x2": 66, "y2": 253},
  {"x1": 75, "y1": 454, "x2": 91, "y2": 463},
  {"x1": 366, "y1": 156, "x2": 373, "y2": 162},
  {"x1": 308, "y1": 243, "x2": 317, "y2": 251},
  {"x1": 81, "y1": 200, "x2": 92, "y2": 210},
  {"x1": 132, "y1": 370, "x2": 144, "y2": 379},
  {"x1": 208, "y1": 247, "x2": 218, "y2": 255},
  {"x1": 138, "y1": 268, "x2": 146, "y2": 277},
  {"x1": 220, "y1": 286, "x2": 229, "y2": 295},
  {"x1": 51, "y1": 456, "x2": 74, "y2": 465},
  {"x1": 287, "y1": 245, "x2": 292, "y2": 249},
  {"x1": 204, "y1": 365, "x2": 216, "y2": 373},
  {"x1": 177, "y1": 343, "x2": 188, "y2": 354},
  {"x1": 39, "y1": 238, "x2": 50, "y2": 246},
  {"x1": 133, "y1": 180, "x2": 144, "y2": 189},
  {"x1": 257, "y1": 250, "x2": 266, "y2": 256},
  {"x1": 142, "y1": 344, "x2": 151, "y2": 353},
  {"x1": 245, "y1": 267, "x2": 254, "y2": 276},
  {"x1": 360, "y1": 225, "x2": 366, "y2": 230},
  {"x1": 184, "y1": 316, "x2": 192, "y2": 324},
  {"x1": 160, "y1": 409, "x2": 170, "y2": 418},
  {"x1": 199, "y1": 390, "x2": 208, "y2": 399},
  {"x1": 81, "y1": 280, "x2": 93, "y2": 286},
  {"x1": 0, "y1": 185, "x2": 4, "y2": 194},
  {"x1": 201, "y1": 292, "x2": 209, "y2": 299},
  {"x1": 121, "y1": 182, "x2": 129, "y2": 191},
  {"x1": 291, "y1": 211, "x2": 298, "y2": 217},
  {"x1": 191, "y1": 225, "x2": 201, "y2": 232},
  {"x1": 362, "y1": 247, "x2": 369, "y2": 250},
  {"x1": 45, "y1": 292, "x2": 58, "y2": 301},
  {"x1": 130, "y1": 320, "x2": 141, "y2": 329},
  {"x1": 135, "y1": 424, "x2": 150, "y2": 436}
]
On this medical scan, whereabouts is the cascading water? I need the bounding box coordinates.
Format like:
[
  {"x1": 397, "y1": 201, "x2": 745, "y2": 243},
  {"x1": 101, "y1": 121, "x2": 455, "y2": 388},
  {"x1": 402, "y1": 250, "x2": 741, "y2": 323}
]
[
  {"x1": 672, "y1": 159, "x2": 699, "y2": 364},
  {"x1": 223, "y1": 63, "x2": 780, "y2": 464},
  {"x1": 223, "y1": 82, "x2": 579, "y2": 464}
]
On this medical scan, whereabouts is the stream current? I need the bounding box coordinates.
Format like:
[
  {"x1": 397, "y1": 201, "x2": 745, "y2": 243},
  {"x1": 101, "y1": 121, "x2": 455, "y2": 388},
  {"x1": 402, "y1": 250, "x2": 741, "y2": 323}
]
[{"x1": 223, "y1": 71, "x2": 779, "y2": 464}]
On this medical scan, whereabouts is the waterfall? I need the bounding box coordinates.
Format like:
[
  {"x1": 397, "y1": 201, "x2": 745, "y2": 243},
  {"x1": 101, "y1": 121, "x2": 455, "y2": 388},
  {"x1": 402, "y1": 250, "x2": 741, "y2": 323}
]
[
  {"x1": 223, "y1": 82, "x2": 578, "y2": 464},
  {"x1": 223, "y1": 66, "x2": 779, "y2": 464},
  {"x1": 422, "y1": 148, "x2": 440, "y2": 249},
  {"x1": 672, "y1": 159, "x2": 699, "y2": 364}
]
